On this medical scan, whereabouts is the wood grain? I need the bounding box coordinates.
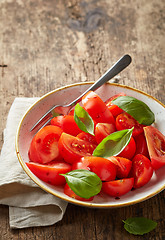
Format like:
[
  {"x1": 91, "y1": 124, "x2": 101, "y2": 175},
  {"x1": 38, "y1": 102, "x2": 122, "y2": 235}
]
[{"x1": 0, "y1": 0, "x2": 164, "y2": 239}]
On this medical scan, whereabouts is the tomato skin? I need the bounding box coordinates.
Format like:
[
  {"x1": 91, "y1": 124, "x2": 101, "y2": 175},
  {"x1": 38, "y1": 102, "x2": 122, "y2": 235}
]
[
  {"x1": 108, "y1": 156, "x2": 132, "y2": 178},
  {"x1": 134, "y1": 132, "x2": 149, "y2": 158},
  {"x1": 58, "y1": 133, "x2": 96, "y2": 164},
  {"x1": 51, "y1": 115, "x2": 82, "y2": 136},
  {"x1": 144, "y1": 126, "x2": 165, "y2": 170},
  {"x1": 28, "y1": 125, "x2": 63, "y2": 164},
  {"x1": 82, "y1": 91, "x2": 115, "y2": 124},
  {"x1": 130, "y1": 154, "x2": 153, "y2": 188},
  {"x1": 26, "y1": 161, "x2": 72, "y2": 186},
  {"x1": 72, "y1": 156, "x2": 116, "y2": 181},
  {"x1": 118, "y1": 137, "x2": 136, "y2": 160},
  {"x1": 95, "y1": 123, "x2": 116, "y2": 144},
  {"x1": 105, "y1": 92, "x2": 126, "y2": 116},
  {"x1": 116, "y1": 112, "x2": 144, "y2": 137},
  {"x1": 77, "y1": 132, "x2": 97, "y2": 145},
  {"x1": 102, "y1": 178, "x2": 134, "y2": 197},
  {"x1": 64, "y1": 183, "x2": 94, "y2": 201}
]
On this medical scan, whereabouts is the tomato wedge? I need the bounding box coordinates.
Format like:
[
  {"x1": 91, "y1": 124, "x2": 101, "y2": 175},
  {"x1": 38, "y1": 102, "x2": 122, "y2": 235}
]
[
  {"x1": 95, "y1": 123, "x2": 116, "y2": 144},
  {"x1": 58, "y1": 133, "x2": 96, "y2": 164},
  {"x1": 144, "y1": 126, "x2": 165, "y2": 170},
  {"x1": 108, "y1": 156, "x2": 132, "y2": 178},
  {"x1": 130, "y1": 154, "x2": 153, "y2": 188},
  {"x1": 116, "y1": 112, "x2": 144, "y2": 137},
  {"x1": 28, "y1": 125, "x2": 63, "y2": 164},
  {"x1": 102, "y1": 178, "x2": 134, "y2": 197},
  {"x1": 26, "y1": 161, "x2": 71, "y2": 186},
  {"x1": 77, "y1": 132, "x2": 97, "y2": 145},
  {"x1": 72, "y1": 156, "x2": 116, "y2": 181},
  {"x1": 51, "y1": 115, "x2": 82, "y2": 136},
  {"x1": 105, "y1": 92, "x2": 126, "y2": 116},
  {"x1": 82, "y1": 91, "x2": 115, "y2": 124}
]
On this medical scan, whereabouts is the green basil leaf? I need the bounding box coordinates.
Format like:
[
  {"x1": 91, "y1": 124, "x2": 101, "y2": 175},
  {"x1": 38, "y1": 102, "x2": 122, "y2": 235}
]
[
  {"x1": 74, "y1": 103, "x2": 95, "y2": 135},
  {"x1": 93, "y1": 128, "x2": 133, "y2": 158},
  {"x1": 61, "y1": 169, "x2": 102, "y2": 199},
  {"x1": 112, "y1": 96, "x2": 155, "y2": 125},
  {"x1": 123, "y1": 217, "x2": 157, "y2": 235}
]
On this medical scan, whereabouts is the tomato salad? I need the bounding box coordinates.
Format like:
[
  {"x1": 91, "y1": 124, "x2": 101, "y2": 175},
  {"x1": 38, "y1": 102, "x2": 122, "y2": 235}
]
[{"x1": 26, "y1": 91, "x2": 165, "y2": 201}]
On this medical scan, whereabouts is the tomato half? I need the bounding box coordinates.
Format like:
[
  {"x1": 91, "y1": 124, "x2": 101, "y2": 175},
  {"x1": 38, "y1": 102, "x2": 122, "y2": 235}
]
[
  {"x1": 26, "y1": 161, "x2": 71, "y2": 186},
  {"x1": 72, "y1": 156, "x2": 116, "y2": 181},
  {"x1": 82, "y1": 91, "x2": 115, "y2": 124},
  {"x1": 28, "y1": 125, "x2": 63, "y2": 164},
  {"x1": 144, "y1": 126, "x2": 165, "y2": 170},
  {"x1": 134, "y1": 132, "x2": 149, "y2": 158},
  {"x1": 108, "y1": 156, "x2": 132, "y2": 178},
  {"x1": 58, "y1": 133, "x2": 96, "y2": 164},
  {"x1": 77, "y1": 132, "x2": 97, "y2": 145},
  {"x1": 105, "y1": 92, "x2": 126, "y2": 116},
  {"x1": 130, "y1": 154, "x2": 153, "y2": 188},
  {"x1": 118, "y1": 137, "x2": 136, "y2": 160},
  {"x1": 116, "y1": 112, "x2": 144, "y2": 137},
  {"x1": 51, "y1": 115, "x2": 82, "y2": 136},
  {"x1": 95, "y1": 123, "x2": 116, "y2": 144},
  {"x1": 64, "y1": 183, "x2": 94, "y2": 201},
  {"x1": 102, "y1": 178, "x2": 134, "y2": 197}
]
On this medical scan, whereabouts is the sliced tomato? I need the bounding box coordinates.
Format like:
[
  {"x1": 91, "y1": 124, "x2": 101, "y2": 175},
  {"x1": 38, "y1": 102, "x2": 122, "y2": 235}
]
[
  {"x1": 102, "y1": 178, "x2": 134, "y2": 197},
  {"x1": 26, "y1": 161, "x2": 71, "y2": 186},
  {"x1": 117, "y1": 137, "x2": 136, "y2": 160},
  {"x1": 95, "y1": 122, "x2": 116, "y2": 144},
  {"x1": 144, "y1": 126, "x2": 165, "y2": 170},
  {"x1": 77, "y1": 132, "x2": 97, "y2": 145},
  {"x1": 116, "y1": 112, "x2": 144, "y2": 137},
  {"x1": 105, "y1": 92, "x2": 126, "y2": 116},
  {"x1": 108, "y1": 156, "x2": 132, "y2": 178},
  {"x1": 82, "y1": 91, "x2": 115, "y2": 124},
  {"x1": 58, "y1": 133, "x2": 96, "y2": 164},
  {"x1": 51, "y1": 115, "x2": 82, "y2": 136},
  {"x1": 28, "y1": 125, "x2": 63, "y2": 164},
  {"x1": 130, "y1": 154, "x2": 153, "y2": 188},
  {"x1": 72, "y1": 156, "x2": 116, "y2": 181},
  {"x1": 134, "y1": 132, "x2": 149, "y2": 158},
  {"x1": 64, "y1": 183, "x2": 94, "y2": 201}
]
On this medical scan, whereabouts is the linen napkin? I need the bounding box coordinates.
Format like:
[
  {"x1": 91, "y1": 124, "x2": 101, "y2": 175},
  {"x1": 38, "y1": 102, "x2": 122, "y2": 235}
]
[{"x1": 0, "y1": 98, "x2": 68, "y2": 229}]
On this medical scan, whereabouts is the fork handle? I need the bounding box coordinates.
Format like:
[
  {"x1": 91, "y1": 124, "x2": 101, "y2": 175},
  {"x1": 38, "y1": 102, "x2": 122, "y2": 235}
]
[{"x1": 69, "y1": 54, "x2": 132, "y2": 107}]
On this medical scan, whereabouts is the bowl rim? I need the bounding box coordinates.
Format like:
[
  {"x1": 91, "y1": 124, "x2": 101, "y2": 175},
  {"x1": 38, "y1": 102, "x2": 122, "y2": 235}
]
[{"x1": 15, "y1": 82, "x2": 165, "y2": 208}]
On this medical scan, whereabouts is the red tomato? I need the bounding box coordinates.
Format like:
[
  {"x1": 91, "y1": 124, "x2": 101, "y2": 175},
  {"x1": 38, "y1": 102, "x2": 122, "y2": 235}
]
[
  {"x1": 144, "y1": 126, "x2": 165, "y2": 170},
  {"x1": 77, "y1": 132, "x2": 97, "y2": 145},
  {"x1": 82, "y1": 91, "x2": 115, "y2": 124},
  {"x1": 95, "y1": 123, "x2": 116, "y2": 144},
  {"x1": 72, "y1": 156, "x2": 116, "y2": 181},
  {"x1": 58, "y1": 133, "x2": 96, "y2": 164},
  {"x1": 118, "y1": 137, "x2": 136, "y2": 159},
  {"x1": 102, "y1": 178, "x2": 134, "y2": 197},
  {"x1": 26, "y1": 161, "x2": 71, "y2": 186},
  {"x1": 116, "y1": 112, "x2": 144, "y2": 137},
  {"x1": 64, "y1": 183, "x2": 94, "y2": 201},
  {"x1": 134, "y1": 132, "x2": 149, "y2": 158},
  {"x1": 130, "y1": 154, "x2": 153, "y2": 188},
  {"x1": 108, "y1": 156, "x2": 132, "y2": 178},
  {"x1": 105, "y1": 92, "x2": 126, "y2": 116},
  {"x1": 51, "y1": 115, "x2": 82, "y2": 136},
  {"x1": 28, "y1": 125, "x2": 63, "y2": 164}
]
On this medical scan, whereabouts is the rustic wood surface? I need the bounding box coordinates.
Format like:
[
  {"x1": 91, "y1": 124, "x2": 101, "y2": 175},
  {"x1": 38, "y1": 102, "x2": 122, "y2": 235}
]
[{"x1": 0, "y1": 0, "x2": 164, "y2": 239}]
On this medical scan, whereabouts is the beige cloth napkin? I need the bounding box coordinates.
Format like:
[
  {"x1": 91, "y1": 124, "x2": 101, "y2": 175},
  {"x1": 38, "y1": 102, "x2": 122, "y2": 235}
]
[{"x1": 0, "y1": 98, "x2": 68, "y2": 229}]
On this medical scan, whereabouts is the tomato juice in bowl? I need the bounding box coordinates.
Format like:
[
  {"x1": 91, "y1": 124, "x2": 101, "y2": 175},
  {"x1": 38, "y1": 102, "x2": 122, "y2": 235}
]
[{"x1": 15, "y1": 82, "x2": 165, "y2": 208}]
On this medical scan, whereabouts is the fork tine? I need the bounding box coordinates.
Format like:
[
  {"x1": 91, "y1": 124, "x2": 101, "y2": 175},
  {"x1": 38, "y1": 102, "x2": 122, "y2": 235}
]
[{"x1": 30, "y1": 105, "x2": 55, "y2": 131}]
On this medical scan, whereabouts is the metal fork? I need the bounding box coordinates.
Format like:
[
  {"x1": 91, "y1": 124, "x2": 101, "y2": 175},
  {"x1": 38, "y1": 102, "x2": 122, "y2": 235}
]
[{"x1": 30, "y1": 54, "x2": 132, "y2": 131}]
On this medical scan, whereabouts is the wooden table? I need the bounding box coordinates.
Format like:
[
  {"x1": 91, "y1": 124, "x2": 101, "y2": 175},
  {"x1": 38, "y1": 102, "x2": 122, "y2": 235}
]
[{"x1": 0, "y1": 0, "x2": 164, "y2": 239}]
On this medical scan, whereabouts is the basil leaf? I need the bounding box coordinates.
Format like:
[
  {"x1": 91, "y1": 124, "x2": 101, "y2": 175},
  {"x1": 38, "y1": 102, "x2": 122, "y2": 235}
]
[
  {"x1": 74, "y1": 103, "x2": 95, "y2": 135},
  {"x1": 112, "y1": 96, "x2": 155, "y2": 125},
  {"x1": 61, "y1": 169, "x2": 102, "y2": 199},
  {"x1": 123, "y1": 217, "x2": 157, "y2": 235},
  {"x1": 93, "y1": 128, "x2": 133, "y2": 158}
]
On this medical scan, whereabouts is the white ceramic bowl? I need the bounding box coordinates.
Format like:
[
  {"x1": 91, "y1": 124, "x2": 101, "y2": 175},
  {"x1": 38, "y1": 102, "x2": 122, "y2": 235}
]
[{"x1": 16, "y1": 82, "x2": 165, "y2": 208}]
